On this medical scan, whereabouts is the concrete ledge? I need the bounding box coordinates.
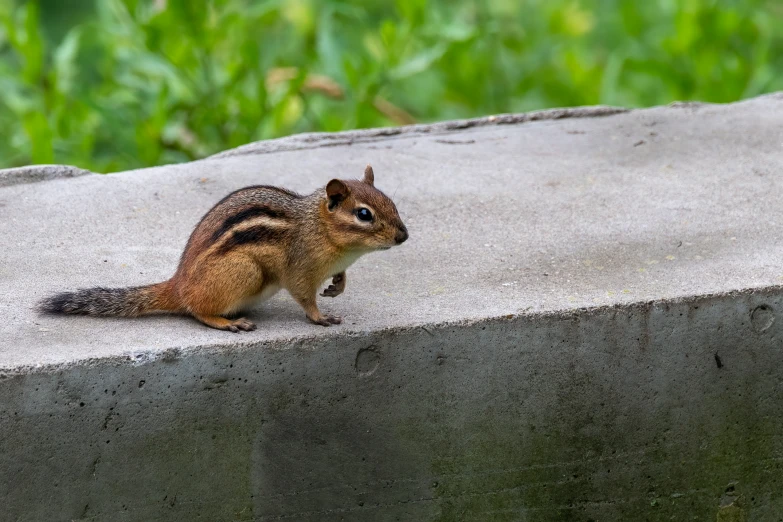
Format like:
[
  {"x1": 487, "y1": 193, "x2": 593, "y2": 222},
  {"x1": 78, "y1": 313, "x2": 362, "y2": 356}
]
[
  {"x1": 208, "y1": 105, "x2": 628, "y2": 159},
  {"x1": 2, "y1": 94, "x2": 783, "y2": 520}
]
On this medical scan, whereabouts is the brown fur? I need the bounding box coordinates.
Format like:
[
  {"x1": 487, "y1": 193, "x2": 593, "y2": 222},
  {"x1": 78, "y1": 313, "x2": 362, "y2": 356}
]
[{"x1": 38, "y1": 165, "x2": 408, "y2": 332}]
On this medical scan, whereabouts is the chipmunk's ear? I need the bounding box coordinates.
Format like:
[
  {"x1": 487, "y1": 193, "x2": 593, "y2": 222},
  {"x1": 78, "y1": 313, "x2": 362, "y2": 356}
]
[
  {"x1": 326, "y1": 179, "x2": 350, "y2": 210},
  {"x1": 363, "y1": 164, "x2": 375, "y2": 186}
]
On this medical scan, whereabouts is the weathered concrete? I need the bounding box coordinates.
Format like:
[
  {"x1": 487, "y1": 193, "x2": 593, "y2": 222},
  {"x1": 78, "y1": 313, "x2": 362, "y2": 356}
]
[
  {"x1": 0, "y1": 164, "x2": 92, "y2": 188},
  {"x1": 2, "y1": 94, "x2": 783, "y2": 520}
]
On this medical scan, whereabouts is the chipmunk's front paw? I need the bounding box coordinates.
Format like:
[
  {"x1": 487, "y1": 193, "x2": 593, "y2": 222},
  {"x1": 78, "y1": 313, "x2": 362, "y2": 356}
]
[
  {"x1": 320, "y1": 273, "x2": 345, "y2": 298},
  {"x1": 320, "y1": 285, "x2": 342, "y2": 298}
]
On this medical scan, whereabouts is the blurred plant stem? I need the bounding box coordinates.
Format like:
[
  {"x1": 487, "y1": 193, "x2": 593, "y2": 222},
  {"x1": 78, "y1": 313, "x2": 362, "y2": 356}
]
[{"x1": 266, "y1": 66, "x2": 415, "y2": 125}]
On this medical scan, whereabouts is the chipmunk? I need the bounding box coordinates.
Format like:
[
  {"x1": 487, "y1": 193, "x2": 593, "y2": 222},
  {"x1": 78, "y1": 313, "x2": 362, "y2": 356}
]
[{"x1": 38, "y1": 165, "x2": 408, "y2": 332}]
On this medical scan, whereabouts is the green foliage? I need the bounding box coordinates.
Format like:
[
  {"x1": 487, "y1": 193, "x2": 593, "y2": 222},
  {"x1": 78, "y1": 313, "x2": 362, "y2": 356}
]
[{"x1": 0, "y1": 0, "x2": 781, "y2": 172}]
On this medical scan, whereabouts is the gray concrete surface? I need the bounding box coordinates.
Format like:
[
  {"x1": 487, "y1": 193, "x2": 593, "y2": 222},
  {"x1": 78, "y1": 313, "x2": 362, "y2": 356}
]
[{"x1": 2, "y1": 94, "x2": 783, "y2": 520}]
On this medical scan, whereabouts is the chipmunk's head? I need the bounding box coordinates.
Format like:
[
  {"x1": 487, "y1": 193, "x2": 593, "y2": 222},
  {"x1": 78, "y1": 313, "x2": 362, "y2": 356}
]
[{"x1": 323, "y1": 165, "x2": 408, "y2": 251}]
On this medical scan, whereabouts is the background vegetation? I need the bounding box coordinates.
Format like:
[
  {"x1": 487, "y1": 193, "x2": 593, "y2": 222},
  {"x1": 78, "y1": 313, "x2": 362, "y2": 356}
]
[{"x1": 0, "y1": 0, "x2": 781, "y2": 172}]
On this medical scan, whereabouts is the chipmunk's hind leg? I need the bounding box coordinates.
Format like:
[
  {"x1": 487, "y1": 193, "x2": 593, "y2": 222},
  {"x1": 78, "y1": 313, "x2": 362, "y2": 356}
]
[
  {"x1": 179, "y1": 253, "x2": 263, "y2": 332},
  {"x1": 193, "y1": 313, "x2": 257, "y2": 332}
]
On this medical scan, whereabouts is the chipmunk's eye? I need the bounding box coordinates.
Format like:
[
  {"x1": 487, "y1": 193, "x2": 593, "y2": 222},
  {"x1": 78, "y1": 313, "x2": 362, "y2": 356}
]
[{"x1": 356, "y1": 207, "x2": 373, "y2": 222}]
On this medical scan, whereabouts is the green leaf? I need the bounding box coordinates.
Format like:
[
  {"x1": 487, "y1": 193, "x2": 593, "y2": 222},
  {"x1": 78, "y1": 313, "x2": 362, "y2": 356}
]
[
  {"x1": 53, "y1": 27, "x2": 81, "y2": 94},
  {"x1": 389, "y1": 42, "x2": 448, "y2": 80},
  {"x1": 21, "y1": 1, "x2": 45, "y2": 83},
  {"x1": 599, "y1": 52, "x2": 625, "y2": 106}
]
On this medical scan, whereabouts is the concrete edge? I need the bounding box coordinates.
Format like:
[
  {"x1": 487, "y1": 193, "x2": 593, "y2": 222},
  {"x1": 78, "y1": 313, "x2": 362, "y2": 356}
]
[
  {"x1": 208, "y1": 105, "x2": 630, "y2": 159},
  {"x1": 0, "y1": 165, "x2": 97, "y2": 188},
  {"x1": 6, "y1": 283, "x2": 780, "y2": 376},
  {"x1": 200, "y1": 92, "x2": 783, "y2": 160},
  {"x1": 4, "y1": 92, "x2": 783, "y2": 183}
]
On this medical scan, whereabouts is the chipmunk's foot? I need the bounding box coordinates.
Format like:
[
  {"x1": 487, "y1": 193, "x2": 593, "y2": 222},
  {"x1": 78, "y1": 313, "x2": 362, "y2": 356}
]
[
  {"x1": 310, "y1": 314, "x2": 343, "y2": 326},
  {"x1": 296, "y1": 291, "x2": 343, "y2": 327},
  {"x1": 195, "y1": 314, "x2": 257, "y2": 332},
  {"x1": 228, "y1": 318, "x2": 257, "y2": 332},
  {"x1": 320, "y1": 286, "x2": 341, "y2": 297}
]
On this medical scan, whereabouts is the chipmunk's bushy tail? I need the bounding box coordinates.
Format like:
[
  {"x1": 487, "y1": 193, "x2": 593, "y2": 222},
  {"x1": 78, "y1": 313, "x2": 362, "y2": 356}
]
[{"x1": 37, "y1": 282, "x2": 178, "y2": 317}]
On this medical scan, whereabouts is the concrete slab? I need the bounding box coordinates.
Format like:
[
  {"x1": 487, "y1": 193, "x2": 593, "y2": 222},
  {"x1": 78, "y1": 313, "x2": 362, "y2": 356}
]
[
  {"x1": 2, "y1": 95, "x2": 783, "y2": 520},
  {"x1": 3, "y1": 98, "x2": 783, "y2": 370}
]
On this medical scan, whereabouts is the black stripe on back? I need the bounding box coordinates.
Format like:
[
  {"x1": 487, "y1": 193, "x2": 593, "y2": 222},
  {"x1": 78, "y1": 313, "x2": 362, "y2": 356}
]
[
  {"x1": 212, "y1": 185, "x2": 302, "y2": 209},
  {"x1": 216, "y1": 224, "x2": 289, "y2": 254},
  {"x1": 211, "y1": 205, "x2": 289, "y2": 242}
]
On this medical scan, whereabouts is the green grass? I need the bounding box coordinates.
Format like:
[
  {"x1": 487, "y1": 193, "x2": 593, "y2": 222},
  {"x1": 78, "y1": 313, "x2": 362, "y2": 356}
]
[{"x1": 1, "y1": 0, "x2": 781, "y2": 173}]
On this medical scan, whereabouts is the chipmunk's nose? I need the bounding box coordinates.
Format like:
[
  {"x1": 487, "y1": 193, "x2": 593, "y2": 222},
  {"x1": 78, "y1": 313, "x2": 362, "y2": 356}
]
[{"x1": 395, "y1": 226, "x2": 408, "y2": 244}]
